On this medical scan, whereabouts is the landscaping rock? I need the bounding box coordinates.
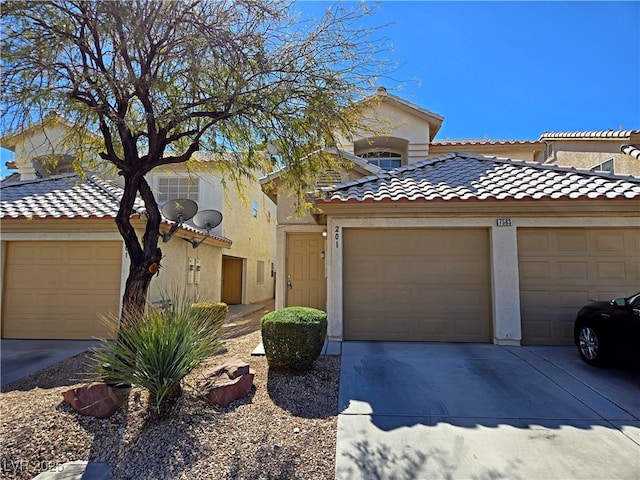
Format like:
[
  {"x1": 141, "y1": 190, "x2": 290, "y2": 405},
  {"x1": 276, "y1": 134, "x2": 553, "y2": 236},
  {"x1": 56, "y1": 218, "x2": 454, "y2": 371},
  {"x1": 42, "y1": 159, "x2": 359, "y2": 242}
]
[
  {"x1": 199, "y1": 358, "x2": 255, "y2": 407},
  {"x1": 206, "y1": 371, "x2": 255, "y2": 407},
  {"x1": 207, "y1": 357, "x2": 251, "y2": 379},
  {"x1": 62, "y1": 382, "x2": 129, "y2": 418}
]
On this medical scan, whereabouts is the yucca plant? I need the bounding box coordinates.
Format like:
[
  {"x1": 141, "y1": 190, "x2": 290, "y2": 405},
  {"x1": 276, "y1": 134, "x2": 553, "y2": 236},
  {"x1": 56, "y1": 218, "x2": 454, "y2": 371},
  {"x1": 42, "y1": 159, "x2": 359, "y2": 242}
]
[{"x1": 91, "y1": 293, "x2": 226, "y2": 416}]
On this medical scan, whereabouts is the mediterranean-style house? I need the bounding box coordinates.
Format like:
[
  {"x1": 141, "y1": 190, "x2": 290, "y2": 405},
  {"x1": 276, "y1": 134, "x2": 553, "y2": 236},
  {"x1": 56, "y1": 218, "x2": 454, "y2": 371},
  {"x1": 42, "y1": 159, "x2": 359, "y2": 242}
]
[
  {"x1": 262, "y1": 87, "x2": 640, "y2": 346},
  {"x1": 0, "y1": 117, "x2": 276, "y2": 340}
]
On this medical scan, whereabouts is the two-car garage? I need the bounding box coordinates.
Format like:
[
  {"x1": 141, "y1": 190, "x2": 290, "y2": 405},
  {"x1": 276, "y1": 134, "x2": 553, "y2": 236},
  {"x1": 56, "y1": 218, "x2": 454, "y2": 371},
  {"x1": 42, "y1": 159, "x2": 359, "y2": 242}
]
[{"x1": 340, "y1": 226, "x2": 640, "y2": 345}]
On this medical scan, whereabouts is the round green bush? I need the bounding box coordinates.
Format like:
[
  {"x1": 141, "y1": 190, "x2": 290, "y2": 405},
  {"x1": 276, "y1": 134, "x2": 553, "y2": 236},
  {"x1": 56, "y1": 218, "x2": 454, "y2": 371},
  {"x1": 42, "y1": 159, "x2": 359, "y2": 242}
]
[
  {"x1": 189, "y1": 302, "x2": 228, "y2": 325},
  {"x1": 260, "y1": 307, "x2": 327, "y2": 372}
]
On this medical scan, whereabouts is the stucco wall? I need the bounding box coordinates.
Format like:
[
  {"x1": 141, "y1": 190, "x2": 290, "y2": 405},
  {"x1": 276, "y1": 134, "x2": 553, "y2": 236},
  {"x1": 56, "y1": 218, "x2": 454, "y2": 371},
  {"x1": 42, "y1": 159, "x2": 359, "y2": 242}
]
[
  {"x1": 146, "y1": 166, "x2": 277, "y2": 303},
  {"x1": 336, "y1": 101, "x2": 432, "y2": 166},
  {"x1": 429, "y1": 144, "x2": 543, "y2": 162},
  {"x1": 548, "y1": 141, "x2": 640, "y2": 176},
  {"x1": 220, "y1": 178, "x2": 277, "y2": 303},
  {"x1": 146, "y1": 227, "x2": 224, "y2": 305}
]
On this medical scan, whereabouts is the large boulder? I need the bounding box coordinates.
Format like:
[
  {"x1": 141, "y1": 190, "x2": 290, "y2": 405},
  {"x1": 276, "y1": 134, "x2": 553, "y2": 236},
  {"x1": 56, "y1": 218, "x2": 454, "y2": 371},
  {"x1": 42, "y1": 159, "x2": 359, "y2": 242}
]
[
  {"x1": 62, "y1": 383, "x2": 129, "y2": 418},
  {"x1": 198, "y1": 358, "x2": 254, "y2": 408}
]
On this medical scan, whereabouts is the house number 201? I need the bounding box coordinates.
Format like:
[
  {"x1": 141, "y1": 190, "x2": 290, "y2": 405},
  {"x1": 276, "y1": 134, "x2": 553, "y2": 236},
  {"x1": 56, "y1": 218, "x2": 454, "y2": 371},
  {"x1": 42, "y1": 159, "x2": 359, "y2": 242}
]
[{"x1": 334, "y1": 226, "x2": 340, "y2": 248}]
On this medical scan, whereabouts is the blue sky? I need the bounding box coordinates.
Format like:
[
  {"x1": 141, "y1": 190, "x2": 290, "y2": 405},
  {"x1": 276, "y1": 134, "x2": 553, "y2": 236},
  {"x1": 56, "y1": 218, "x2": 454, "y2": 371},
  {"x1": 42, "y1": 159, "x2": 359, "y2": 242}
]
[{"x1": 2, "y1": 1, "x2": 638, "y2": 178}]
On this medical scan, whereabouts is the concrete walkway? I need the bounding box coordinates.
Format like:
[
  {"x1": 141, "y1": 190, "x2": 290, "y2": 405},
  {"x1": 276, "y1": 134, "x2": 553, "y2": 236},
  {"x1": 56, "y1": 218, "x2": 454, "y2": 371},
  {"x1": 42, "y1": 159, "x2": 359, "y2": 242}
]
[{"x1": 336, "y1": 342, "x2": 640, "y2": 480}]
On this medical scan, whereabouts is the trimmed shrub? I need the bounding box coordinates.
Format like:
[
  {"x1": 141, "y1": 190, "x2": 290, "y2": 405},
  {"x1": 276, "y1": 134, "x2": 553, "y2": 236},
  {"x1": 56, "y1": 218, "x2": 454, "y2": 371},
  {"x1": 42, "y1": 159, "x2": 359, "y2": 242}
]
[
  {"x1": 190, "y1": 302, "x2": 228, "y2": 325},
  {"x1": 91, "y1": 297, "x2": 225, "y2": 416},
  {"x1": 260, "y1": 307, "x2": 327, "y2": 372}
]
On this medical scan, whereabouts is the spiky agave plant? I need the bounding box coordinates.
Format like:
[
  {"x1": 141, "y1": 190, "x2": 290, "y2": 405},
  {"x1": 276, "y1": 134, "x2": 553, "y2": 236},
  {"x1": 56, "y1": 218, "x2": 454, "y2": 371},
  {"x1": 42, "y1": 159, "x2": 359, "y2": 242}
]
[{"x1": 91, "y1": 292, "x2": 226, "y2": 416}]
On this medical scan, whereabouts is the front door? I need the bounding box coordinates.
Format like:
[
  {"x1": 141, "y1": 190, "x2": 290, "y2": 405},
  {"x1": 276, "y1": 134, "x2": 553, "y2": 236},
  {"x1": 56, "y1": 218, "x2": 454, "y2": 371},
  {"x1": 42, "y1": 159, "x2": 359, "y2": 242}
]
[
  {"x1": 222, "y1": 257, "x2": 243, "y2": 305},
  {"x1": 286, "y1": 233, "x2": 327, "y2": 310}
]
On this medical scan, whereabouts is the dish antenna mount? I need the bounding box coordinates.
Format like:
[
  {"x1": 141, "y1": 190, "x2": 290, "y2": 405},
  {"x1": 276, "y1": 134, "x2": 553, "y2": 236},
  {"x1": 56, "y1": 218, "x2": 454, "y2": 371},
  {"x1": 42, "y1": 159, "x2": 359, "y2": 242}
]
[
  {"x1": 185, "y1": 209, "x2": 223, "y2": 248},
  {"x1": 160, "y1": 199, "x2": 198, "y2": 242}
]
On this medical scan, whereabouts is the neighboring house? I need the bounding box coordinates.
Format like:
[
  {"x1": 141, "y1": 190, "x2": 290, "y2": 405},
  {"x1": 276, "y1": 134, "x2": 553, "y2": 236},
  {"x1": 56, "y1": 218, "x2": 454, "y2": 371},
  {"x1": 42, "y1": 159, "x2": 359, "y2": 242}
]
[
  {"x1": 1, "y1": 119, "x2": 276, "y2": 340},
  {"x1": 263, "y1": 88, "x2": 640, "y2": 346},
  {"x1": 538, "y1": 130, "x2": 640, "y2": 176}
]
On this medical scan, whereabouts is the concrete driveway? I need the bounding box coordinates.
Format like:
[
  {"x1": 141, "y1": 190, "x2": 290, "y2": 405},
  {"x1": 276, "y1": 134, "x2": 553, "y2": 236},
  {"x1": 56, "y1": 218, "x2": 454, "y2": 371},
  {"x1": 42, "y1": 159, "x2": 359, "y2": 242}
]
[
  {"x1": 336, "y1": 342, "x2": 640, "y2": 480},
  {"x1": 1, "y1": 339, "x2": 103, "y2": 387}
]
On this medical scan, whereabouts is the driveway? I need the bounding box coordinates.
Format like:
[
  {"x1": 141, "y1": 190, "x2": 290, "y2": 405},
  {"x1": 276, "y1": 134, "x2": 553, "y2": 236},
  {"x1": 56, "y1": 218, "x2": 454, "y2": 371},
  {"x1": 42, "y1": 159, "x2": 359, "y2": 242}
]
[
  {"x1": 1, "y1": 339, "x2": 102, "y2": 387},
  {"x1": 336, "y1": 342, "x2": 640, "y2": 480}
]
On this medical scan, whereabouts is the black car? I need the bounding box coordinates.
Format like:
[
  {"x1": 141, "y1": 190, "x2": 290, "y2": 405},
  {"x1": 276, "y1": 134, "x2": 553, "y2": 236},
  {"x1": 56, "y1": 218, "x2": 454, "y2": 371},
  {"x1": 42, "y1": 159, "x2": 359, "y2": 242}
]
[{"x1": 574, "y1": 293, "x2": 640, "y2": 366}]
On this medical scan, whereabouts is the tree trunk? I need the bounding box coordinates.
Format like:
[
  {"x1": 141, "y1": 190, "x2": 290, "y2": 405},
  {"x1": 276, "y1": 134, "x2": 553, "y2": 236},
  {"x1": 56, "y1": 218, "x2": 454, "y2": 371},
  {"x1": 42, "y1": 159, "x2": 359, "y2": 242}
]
[{"x1": 120, "y1": 262, "x2": 155, "y2": 325}]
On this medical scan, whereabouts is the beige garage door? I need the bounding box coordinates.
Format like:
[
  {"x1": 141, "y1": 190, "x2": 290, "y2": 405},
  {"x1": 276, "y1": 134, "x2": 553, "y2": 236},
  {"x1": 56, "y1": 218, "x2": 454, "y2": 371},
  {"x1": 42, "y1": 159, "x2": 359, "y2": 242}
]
[
  {"x1": 2, "y1": 241, "x2": 122, "y2": 339},
  {"x1": 343, "y1": 228, "x2": 492, "y2": 342},
  {"x1": 518, "y1": 228, "x2": 640, "y2": 345}
]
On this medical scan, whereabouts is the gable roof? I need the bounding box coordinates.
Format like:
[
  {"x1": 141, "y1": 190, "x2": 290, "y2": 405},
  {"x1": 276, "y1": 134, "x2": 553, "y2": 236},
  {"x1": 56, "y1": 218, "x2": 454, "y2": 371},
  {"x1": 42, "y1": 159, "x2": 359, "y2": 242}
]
[
  {"x1": 317, "y1": 153, "x2": 640, "y2": 204},
  {"x1": 365, "y1": 87, "x2": 444, "y2": 141},
  {"x1": 0, "y1": 173, "x2": 232, "y2": 245},
  {"x1": 539, "y1": 130, "x2": 640, "y2": 140}
]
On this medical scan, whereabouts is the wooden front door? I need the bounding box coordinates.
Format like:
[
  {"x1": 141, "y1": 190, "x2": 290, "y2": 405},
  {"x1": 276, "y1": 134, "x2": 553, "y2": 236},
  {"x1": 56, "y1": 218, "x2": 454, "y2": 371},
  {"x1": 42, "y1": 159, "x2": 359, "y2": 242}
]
[
  {"x1": 222, "y1": 257, "x2": 243, "y2": 305},
  {"x1": 286, "y1": 233, "x2": 327, "y2": 310}
]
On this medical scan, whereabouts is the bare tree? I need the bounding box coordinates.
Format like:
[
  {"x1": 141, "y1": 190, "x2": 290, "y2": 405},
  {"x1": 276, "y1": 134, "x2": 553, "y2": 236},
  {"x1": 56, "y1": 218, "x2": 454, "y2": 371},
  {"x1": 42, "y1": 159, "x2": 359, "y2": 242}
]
[{"x1": 1, "y1": 0, "x2": 388, "y2": 320}]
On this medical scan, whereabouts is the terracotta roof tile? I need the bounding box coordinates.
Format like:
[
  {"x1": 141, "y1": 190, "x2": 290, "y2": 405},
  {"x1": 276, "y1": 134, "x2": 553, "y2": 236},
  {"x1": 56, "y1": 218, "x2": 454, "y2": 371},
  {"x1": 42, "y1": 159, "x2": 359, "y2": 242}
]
[
  {"x1": 430, "y1": 139, "x2": 541, "y2": 146},
  {"x1": 539, "y1": 130, "x2": 640, "y2": 140},
  {"x1": 317, "y1": 153, "x2": 640, "y2": 204},
  {"x1": 0, "y1": 174, "x2": 127, "y2": 219},
  {"x1": 0, "y1": 173, "x2": 232, "y2": 245},
  {"x1": 621, "y1": 144, "x2": 640, "y2": 160}
]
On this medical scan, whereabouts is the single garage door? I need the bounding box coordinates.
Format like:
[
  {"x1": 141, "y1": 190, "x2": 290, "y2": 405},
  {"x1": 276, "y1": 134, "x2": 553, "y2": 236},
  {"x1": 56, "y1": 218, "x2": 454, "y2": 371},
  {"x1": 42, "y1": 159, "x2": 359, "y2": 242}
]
[
  {"x1": 519, "y1": 228, "x2": 640, "y2": 345},
  {"x1": 343, "y1": 228, "x2": 492, "y2": 342},
  {"x1": 2, "y1": 241, "x2": 122, "y2": 339}
]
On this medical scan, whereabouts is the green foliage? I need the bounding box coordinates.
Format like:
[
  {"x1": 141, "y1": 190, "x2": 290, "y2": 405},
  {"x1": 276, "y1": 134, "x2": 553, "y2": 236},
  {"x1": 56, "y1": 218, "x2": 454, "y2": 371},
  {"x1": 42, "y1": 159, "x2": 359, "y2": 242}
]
[
  {"x1": 189, "y1": 302, "x2": 229, "y2": 324},
  {"x1": 91, "y1": 298, "x2": 225, "y2": 416},
  {"x1": 260, "y1": 307, "x2": 327, "y2": 372},
  {"x1": 1, "y1": 0, "x2": 391, "y2": 317}
]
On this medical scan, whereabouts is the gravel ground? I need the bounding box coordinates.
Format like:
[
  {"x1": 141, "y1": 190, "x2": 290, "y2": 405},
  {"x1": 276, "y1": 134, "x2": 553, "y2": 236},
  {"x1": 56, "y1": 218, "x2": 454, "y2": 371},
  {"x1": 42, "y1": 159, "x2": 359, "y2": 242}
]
[{"x1": 0, "y1": 301, "x2": 341, "y2": 480}]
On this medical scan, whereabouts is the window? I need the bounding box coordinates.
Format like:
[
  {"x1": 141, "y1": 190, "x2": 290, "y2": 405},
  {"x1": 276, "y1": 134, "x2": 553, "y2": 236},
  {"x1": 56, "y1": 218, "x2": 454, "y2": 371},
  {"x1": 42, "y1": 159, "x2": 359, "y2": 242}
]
[
  {"x1": 158, "y1": 177, "x2": 199, "y2": 203},
  {"x1": 257, "y1": 260, "x2": 265, "y2": 283},
  {"x1": 590, "y1": 158, "x2": 614, "y2": 174},
  {"x1": 252, "y1": 200, "x2": 259, "y2": 218},
  {"x1": 359, "y1": 151, "x2": 402, "y2": 171},
  {"x1": 545, "y1": 142, "x2": 554, "y2": 160}
]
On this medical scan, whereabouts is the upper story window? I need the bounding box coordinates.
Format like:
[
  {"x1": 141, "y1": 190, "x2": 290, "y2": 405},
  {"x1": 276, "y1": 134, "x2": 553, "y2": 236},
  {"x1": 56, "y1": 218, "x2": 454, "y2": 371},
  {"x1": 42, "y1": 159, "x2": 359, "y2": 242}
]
[
  {"x1": 545, "y1": 142, "x2": 554, "y2": 160},
  {"x1": 252, "y1": 200, "x2": 259, "y2": 218},
  {"x1": 590, "y1": 158, "x2": 614, "y2": 174},
  {"x1": 157, "y1": 177, "x2": 199, "y2": 203},
  {"x1": 359, "y1": 151, "x2": 402, "y2": 171}
]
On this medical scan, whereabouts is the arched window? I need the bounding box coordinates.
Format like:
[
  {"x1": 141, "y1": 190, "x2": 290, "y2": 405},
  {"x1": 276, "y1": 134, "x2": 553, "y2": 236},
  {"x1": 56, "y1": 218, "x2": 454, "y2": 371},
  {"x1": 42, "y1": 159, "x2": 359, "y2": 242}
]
[{"x1": 359, "y1": 151, "x2": 402, "y2": 170}]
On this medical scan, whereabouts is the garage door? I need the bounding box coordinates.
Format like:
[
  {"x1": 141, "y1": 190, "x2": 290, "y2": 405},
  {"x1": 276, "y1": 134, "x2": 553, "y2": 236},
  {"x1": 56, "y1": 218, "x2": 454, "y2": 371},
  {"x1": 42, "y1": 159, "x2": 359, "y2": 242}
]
[
  {"x1": 518, "y1": 228, "x2": 640, "y2": 345},
  {"x1": 343, "y1": 228, "x2": 492, "y2": 342},
  {"x1": 2, "y1": 241, "x2": 122, "y2": 339}
]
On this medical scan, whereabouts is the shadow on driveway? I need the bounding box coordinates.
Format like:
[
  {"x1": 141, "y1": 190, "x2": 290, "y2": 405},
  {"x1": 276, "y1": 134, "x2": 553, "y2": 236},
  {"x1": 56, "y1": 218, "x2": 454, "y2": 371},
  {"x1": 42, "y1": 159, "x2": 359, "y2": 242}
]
[{"x1": 336, "y1": 342, "x2": 640, "y2": 480}]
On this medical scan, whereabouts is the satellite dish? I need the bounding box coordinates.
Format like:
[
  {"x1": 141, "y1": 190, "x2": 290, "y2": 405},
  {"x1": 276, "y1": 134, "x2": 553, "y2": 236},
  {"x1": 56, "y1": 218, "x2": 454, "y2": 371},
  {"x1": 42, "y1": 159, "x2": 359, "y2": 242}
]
[
  {"x1": 161, "y1": 198, "x2": 198, "y2": 223},
  {"x1": 186, "y1": 209, "x2": 224, "y2": 248},
  {"x1": 193, "y1": 209, "x2": 223, "y2": 231},
  {"x1": 160, "y1": 199, "x2": 199, "y2": 243}
]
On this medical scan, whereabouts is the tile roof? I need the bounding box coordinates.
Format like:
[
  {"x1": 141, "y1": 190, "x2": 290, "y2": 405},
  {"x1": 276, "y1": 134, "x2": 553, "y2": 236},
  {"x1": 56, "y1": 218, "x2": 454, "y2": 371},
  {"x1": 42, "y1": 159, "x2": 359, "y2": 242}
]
[
  {"x1": 0, "y1": 173, "x2": 232, "y2": 245},
  {"x1": 539, "y1": 130, "x2": 640, "y2": 140},
  {"x1": 430, "y1": 139, "x2": 543, "y2": 146},
  {"x1": 317, "y1": 153, "x2": 640, "y2": 204},
  {"x1": 0, "y1": 173, "x2": 129, "y2": 219},
  {"x1": 621, "y1": 144, "x2": 640, "y2": 160}
]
